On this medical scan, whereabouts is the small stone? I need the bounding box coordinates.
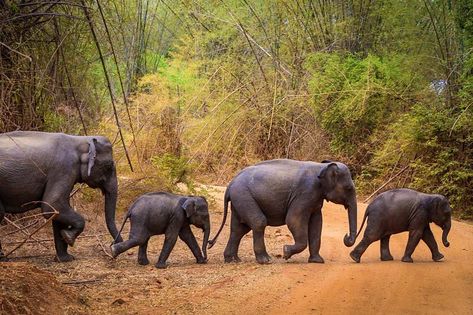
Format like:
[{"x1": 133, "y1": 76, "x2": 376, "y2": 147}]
[{"x1": 112, "y1": 298, "x2": 126, "y2": 305}]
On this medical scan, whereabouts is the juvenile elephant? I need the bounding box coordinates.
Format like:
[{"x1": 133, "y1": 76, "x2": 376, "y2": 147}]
[
  {"x1": 111, "y1": 192, "x2": 210, "y2": 269},
  {"x1": 350, "y1": 188, "x2": 452, "y2": 263},
  {"x1": 0, "y1": 131, "x2": 122, "y2": 262},
  {"x1": 208, "y1": 159, "x2": 358, "y2": 264}
]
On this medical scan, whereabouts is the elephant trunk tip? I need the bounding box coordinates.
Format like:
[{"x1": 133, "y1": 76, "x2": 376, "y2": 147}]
[
  {"x1": 207, "y1": 239, "x2": 215, "y2": 249},
  {"x1": 442, "y1": 221, "x2": 451, "y2": 248},
  {"x1": 344, "y1": 234, "x2": 356, "y2": 247}
]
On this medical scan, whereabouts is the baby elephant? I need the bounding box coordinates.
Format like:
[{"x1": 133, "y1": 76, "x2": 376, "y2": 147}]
[
  {"x1": 350, "y1": 189, "x2": 451, "y2": 263},
  {"x1": 111, "y1": 192, "x2": 210, "y2": 269}
]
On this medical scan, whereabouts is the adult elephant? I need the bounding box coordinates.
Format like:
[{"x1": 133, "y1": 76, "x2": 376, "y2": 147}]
[
  {"x1": 208, "y1": 159, "x2": 357, "y2": 264},
  {"x1": 0, "y1": 131, "x2": 123, "y2": 262}
]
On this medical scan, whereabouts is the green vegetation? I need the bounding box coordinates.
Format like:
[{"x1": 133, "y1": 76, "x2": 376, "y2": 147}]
[{"x1": 1, "y1": 0, "x2": 472, "y2": 217}]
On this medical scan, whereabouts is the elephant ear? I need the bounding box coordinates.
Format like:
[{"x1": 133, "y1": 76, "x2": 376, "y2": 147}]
[
  {"x1": 428, "y1": 196, "x2": 449, "y2": 220},
  {"x1": 182, "y1": 198, "x2": 196, "y2": 218},
  {"x1": 441, "y1": 196, "x2": 451, "y2": 214},
  {"x1": 318, "y1": 162, "x2": 338, "y2": 179},
  {"x1": 87, "y1": 138, "x2": 97, "y2": 177}
]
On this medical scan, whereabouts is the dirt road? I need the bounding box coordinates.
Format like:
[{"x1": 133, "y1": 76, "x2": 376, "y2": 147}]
[{"x1": 3, "y1": 185, "x2": 473, "y2": 314}]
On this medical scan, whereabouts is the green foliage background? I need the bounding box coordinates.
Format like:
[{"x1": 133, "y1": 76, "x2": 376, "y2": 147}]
[{"x1": 1, "y1": 0, "x2": 472, "y2": 217}]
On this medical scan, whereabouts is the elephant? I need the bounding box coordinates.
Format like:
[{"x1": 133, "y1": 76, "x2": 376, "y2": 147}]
[
  {"x1": 208, "y1": 159, "x2": 358, "y2": 264},
  {"x1": 349, "y1": 188, "x2": 452, "y2": 263},
  {"x1": 0, "y1": 131, "x2": 122, "y2": 262},
  {"x1": 111, "y1": 192, "x2": 210, "y2": 269}
]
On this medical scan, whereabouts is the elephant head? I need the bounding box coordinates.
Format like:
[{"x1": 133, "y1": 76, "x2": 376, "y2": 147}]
[
  {"x1": 318, "y1": 162, "x2": 357, "y2": 247},
  {"x1": 182, "y1": 196, "x2": 211, "y2": 260},
  {"x1": 80, "y1": 137, "x2": 123, "y2": 243},
  {"x1": 429, "y1": 195, "x2": 452, "y2": 247}
]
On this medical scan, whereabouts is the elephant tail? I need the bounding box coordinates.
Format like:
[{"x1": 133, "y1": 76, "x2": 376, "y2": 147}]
[
  {"x1": 208, "y1": 187, "x2": 230, "y2": 249},
  {"x1": 355, "y1": 208, "x2": 369, "y2": 240},
  {"x1": 112, "y1": 209, "x2": 131, "y2": 245}
]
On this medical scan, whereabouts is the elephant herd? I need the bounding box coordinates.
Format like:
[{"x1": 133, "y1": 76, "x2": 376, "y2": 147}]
[{"x1": 0, "y1": 131, "x2": 452, "y2": 268}]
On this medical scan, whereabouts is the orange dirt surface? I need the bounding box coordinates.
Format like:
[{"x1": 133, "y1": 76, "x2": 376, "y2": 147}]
[
  {"x1": 0, "y1": 262, "x2": 83, "y2": 314},
  {"x1": 1, "y1": 185, "x2": 473, "y2": 314}
]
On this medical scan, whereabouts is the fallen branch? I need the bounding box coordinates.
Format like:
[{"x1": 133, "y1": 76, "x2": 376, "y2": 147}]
[
  {"x1": 62, "y1": 279, "x2": 101, "y2": 285},
  {"x1": 3, "y1": 231, "x2": 130, "y2": 245},
  {"x1": 7, "y1": 254, "x2": 52, "y2": 260},
  {"x1": 95, "y1": 234, "x2": 113, "y2": 258},
  {"x1": 0, "y1": 219, "x2": 39, "y2": 236},
  {"x1": 4, "y1": 212, "x2": 58, "y2": 258},
  {"x1": 3, "y1": 217, "x2": 49, "y2": 250},
  {"x1": 7, "y1": 211, "x2": 58, "y2": 221}
]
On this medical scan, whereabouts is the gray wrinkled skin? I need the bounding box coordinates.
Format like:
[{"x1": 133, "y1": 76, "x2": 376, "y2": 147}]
[
  {"x1": 0, "y1": 131, "x2": 122, "y2": 262},
  {"x1": 111, "y1": 192, "x2": 210, "y2": 269},
  {"x1": 209, "y1": 159, "x2": 358, "y2": 264},
  {"x1": 350, "y1": 188, "x2": 452, "y2": 263}
]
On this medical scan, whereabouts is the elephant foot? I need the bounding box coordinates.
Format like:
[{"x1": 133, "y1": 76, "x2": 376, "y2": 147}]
[
  {"x1": 110, "y1": 244, "x2": 120, "y2": 258},
  {"x1": 55, "y1": 253, "x2": 75, "y2": 262},
  {"x1": 283, "y1": 245, "x2": 292, "y2": 260},
  {"x1": 349, "y1": 251, "x2": 361, "y2": 263},
  {"x1": 155, "y1": 261, "x2": 169, "y2": 269},
  {"x1": 224, "y1": 255, "x2": 241, "y2": 263},
  {"x1": 138, "y1": 257, "x2": 150, "y2": 266},
  {"x1": 196, "y1": 257, "x2": 208, "y2": 264},
  {"x1": 255, "y1": 253, "x2": 272, "y2": 264},
  {"x1": 380, "y1": 254, "x2": 394, "y2": 261},
  {"x1": 60, "y1": 230, "x2": 76, "y2": 247},
  {"x1": 432, "y1": 253, "x2": 444, "y2": 262},
  {"x1": 308, "y1": 254, "x2": 325, "y2": 264},
  {"x1": 401, "y1": 256, "x2": 413, "y2": 263}
]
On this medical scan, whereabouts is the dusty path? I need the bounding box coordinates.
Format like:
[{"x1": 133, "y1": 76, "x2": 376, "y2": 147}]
[
  {"x1": 201, "y1": 186, "x2": 473, "y2": 315},
  {"x1": 3, "y1": 185, "x2": 473, "y2": 314}
]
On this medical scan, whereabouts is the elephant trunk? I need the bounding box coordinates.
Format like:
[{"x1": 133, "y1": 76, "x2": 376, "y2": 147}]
[
  {"x1": 103, "y1": 173, "x2": 123, "y2": 243},
  {"x1": 442, "y1": 219, "x2": 451, "y2": 247},
  {"x1": 202, "y1": 224, "x2": 210, "y2": 260},
  {"x1": 343, "y1": 198, "x2": 357, "y2": 247}
]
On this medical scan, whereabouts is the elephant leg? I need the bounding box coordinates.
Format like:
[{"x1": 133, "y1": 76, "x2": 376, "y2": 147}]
[
  {"x1": 308, "y1": 209, "x2": 324, "y2": 263},
  {"x1": 422, "y1": 227, "x2": 444, "y2": 262},
  {"x1": 253, "y1": 228, "x2": 271, "y2": 264},
  {"x1": 52, "y1": 220, "x2": 74, "y2": 262},
  {"x1": 231, "y1": 197, "x2": 270, "y2": 264},
  {"x1": 224, "y1": 210, "x2": 250, "y2": 263},
  {"x1": 137, "y1": 238, "x2": 150, "y2": 265},
  {"x1": 284, "y1": 210, "x2": 309, "y2": 260},
  {"x1": 380, "y1": 235, "x2": 393, "y2": 261},
  {"x1": 179, "y1": 224, "x2": 206, "y2": 264},
  {"x1": 111, "y1": 238, "x2": 142, "y2": 258},
  {"x1": 350, "y1": 230, "x2": 378, "y2": 263},
  {"x1": 402, "y1": 229, "x2": 422, "y2": 263},
  {"x1": 42, "y1": 190, "x2": 85, "y2": 249},
  {"x1": 111, "y1": 223, "x2": 147, "y2": 259},
  {"x1": 156, "y1": 228, "x2": 179, "y2": 269}
]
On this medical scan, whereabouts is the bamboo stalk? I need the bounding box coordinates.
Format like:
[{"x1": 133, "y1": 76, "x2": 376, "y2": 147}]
[
  {"x1": 96, "y1": 0, "x2": 138, "y2": 155},
  {"x1": 53, "y1": 18, "x2": 88, "y2": 135},
  {"x1": 81, "y1": 0, "x2": 134, "y2": 172}
]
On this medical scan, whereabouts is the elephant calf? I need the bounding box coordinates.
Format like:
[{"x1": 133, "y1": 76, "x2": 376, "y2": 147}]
[
  {"x1": 350, "y1": 188, "x2": 452, "y2": 263},
  {"x1": 111, "y1": 192, "x2": 210, "y2": 269}
]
